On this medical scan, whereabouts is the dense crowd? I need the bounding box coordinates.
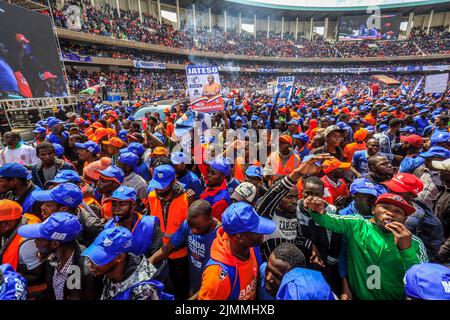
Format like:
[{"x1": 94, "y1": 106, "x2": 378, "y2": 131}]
[
  {"x1": 0, "y1": 75, "x2": 449, "y2": 300},
  {"x1": 47, "y1": 1, "x2": 450, "y2": 58}
]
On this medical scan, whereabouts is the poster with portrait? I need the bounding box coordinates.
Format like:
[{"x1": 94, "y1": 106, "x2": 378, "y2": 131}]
[
  {"x1": 275, "y1": 76, "x2": 294, "y2": 104},
  {"x1": 186, "y1": 65, "x2": 224, "y2": 112}
]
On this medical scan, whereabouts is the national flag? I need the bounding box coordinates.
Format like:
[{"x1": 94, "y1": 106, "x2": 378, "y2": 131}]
[
  {"x1": 410, "y1": 77, "x2": 424, "y2": 97},
  {"x1": 399, "y1": 83, "x2": 409, "y2": 95},
  {"x1": 80, "y1": 84, "x2": 100, "y2": 95},
  {"x1": 335, "y1": 80, "x2": 349, "y2": 99}
]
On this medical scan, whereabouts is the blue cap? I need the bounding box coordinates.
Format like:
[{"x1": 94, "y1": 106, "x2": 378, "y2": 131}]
[
  {"x1": 108, "y1": 186, "x2": 136, "y2": 202},
  {"x1": 0, "y1": 264, "x2": 27, "y2": 300},
  {"x1": 118, "y1": 152, "x2": 139, "y2": 168},
  {"x1": 379, "y1": 124, "x2": 388, "y2": 131},
  {"x1": 222, "y1": 202, "x2": 276, "y2": 235},
  {"x1": 97, "y1": 166, "x2": 124, "y2": 183},
  {"x1": 31, "y1": 183, "x2": 83, "y2": 208},
  {"x1": 32, "y1": 126, "x2": 46, "y2": 134},
  {"x1": 366, "y1": 125, "x2": 375, "y2": 133},
  {"x1": 261, "y1": 110, "x2": 269, "y2": 116},
  {"x1": 292, "y1": 133, "x2": 309, "y2": 143},
  {"x1": 81, "y1": 227, "x2": 133, "y2": 267},
  {"x1": 0, "y1": 163, "x2": 28, "y2": 179},
  {"x1": 75, "y1": 141, "x2": 100, "y2": 156},
  {"x1": 245, "y1": 165, "x2": 263, "y2": 179},
  {"x1": 18, "y1": 212, "x2": 82, "y2": 243},
  {"x1": 120, "y1": 142, "x2": 145, "y2": 157},
  {"x1": 287, "y1": 120, "x2": 298, "y2": 126},
  {"x1": 430, "y1": 132, "x2": 450, "y2": 146},
  {"x1": 127, "y1": 116, "x2": 135, "y2": 122},
  {"x1": 45, "y1": 170, "x2": 81, "y2": 186},
  {"x1": 419, "y1": 146, "x2": 450, "y2": 159},
  {"x1": 419, "y1": 109, "x2": 428, "y2": 114},
  {"x1": 47, "y1": 118, "x2": 63, "y2": 128},
  {"x1": 250, "y1": 115, "x2": 260, "y2": 122},
  {"x1": 148, "y1": 165, "x2": 175, "y2": 190},
  {"x1": 400, "y1": 126, "x2": 417, "y2": 134},
  {"x1": 154, "y1": 132, "x2": 165, "y2": 144},
  {"x1": 170, "y1": 152, "x2": 189, "y2": 165},
  {"x1": 207, "y1": 157, "x2": 231, "y2": 176},
  {"x1": 118, "y1": 129, "x2": 128, "y2": 142},
  {"x1": 235, "y1": 116, "x2": 243, "y2": 122},
  {"x1": 350, "y1": 178, "x2": 379, "y2": 197},
  {"x1": 52, "y1": 143, "x2": 64, "y2": 157},
  {"x1": 276, "y1": 268, "x2": 335, "y2": 300},
  {"x1": 405, "y1": 263, "x2": 450, "y2": 300}
]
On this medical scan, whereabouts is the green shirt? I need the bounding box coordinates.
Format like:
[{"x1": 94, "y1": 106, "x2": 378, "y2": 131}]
[{"x1": 310, "y1": 210, "x2": 428, "y2": 300}]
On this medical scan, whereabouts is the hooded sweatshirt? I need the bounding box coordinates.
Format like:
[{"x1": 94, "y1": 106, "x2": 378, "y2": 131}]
[{"x1": 198, "y1": 227, "x2": 259, "y2": 300}]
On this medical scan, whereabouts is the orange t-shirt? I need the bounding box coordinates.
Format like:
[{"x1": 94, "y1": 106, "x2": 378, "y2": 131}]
[
  {"x1": 166, "y1": 121, "x2": 174, "y2": 137},
  {"x1": 198, "y1": 251, "x2": 258, "y2": 300},
  {"x1": 344, "y1": 142, "x2": 367, "y2": 162}
]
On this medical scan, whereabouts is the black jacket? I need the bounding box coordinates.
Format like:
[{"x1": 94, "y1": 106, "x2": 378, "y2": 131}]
[{"x1": 31, "y1": 158, "x2": 75, "y2": 189}]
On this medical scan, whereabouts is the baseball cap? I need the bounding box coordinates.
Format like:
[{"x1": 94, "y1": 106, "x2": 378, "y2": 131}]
[
  {"x1": 15, "y1": 33, "x2": 30, "y2": 43},
  {"x1": 82, "y1": 157, "x2": 111, "y2": 181},
  {"x1": 353, "y1": 129, "x2": 368, "y2": 142},
  {"x1": 32, "y1": 126, "x2": 46, "y2": 134},
  {"x1": 90, "y1": 122, "x2": 104, "y2": 129},
  {"x1": 75, "y1": 141, "x2": 100, "y2": 156},
  {"x1": 431, "y1": 158, "x2": 450, "y2": 171},
  {"x1": 0, "y1": 200, "x2": 23, "y2": 221},
  {"x1": 102, "y1": 137, "x2": 126, "y2": 149},
  {"x1": 292, "y1": 133, "x2": 309, "y2": 143},
  {"x1": 430, "y1": 132, "x2": 450, "y2": 146},
  {"x1": 375, "y1": 193, "x2": 415, "y2": 216},
  {"x1": 108, "y1": 186, "x2": 136, "y2": 202},
  {"x1": 286, "y1": 119, "x2": 298, "y2": 126},
  {"x1": 235, "y1": 116, "x2": 243, "y2": 122},
  {"x1": 222, "y1": 202, "x2": 276, "y2": 235},
  {"x1": 52, "y1": 143, "x2": 64, "y2": 157},
  {"x1": 279, "y1": 135, "x2": 293, "y2": 146},
  {"x1": 231, "y1": 182, "x2": 257, "y2": 203},
  {"x1": 400, "y1": 135, "x2": 423, "y2": 148},
  {"x1": 349, "y1": 178, "x2": 379, "y2": 197},
  {"x1": 89, "y1": 128, "x2": 109, "y2": 143},
  {"x1": 81, "y1": 227, "x2": 133, "y2": 267},
  {"x1": 118, "y1": 152, "x2": 139, "y2": 168},
  {"x1": 18, "y1": 212, "x2": 82, "y2": 243},
  {"x1": 276, "y1": 268, "x2": 335, "y2": 300},
  {"x1": 245, "y1": 165, "x2": 263, "y2": 179},
  {"x1": 382, "y1": 173, "x2": 424, "y2": 196},
  {"x1": 118, "y1": 130, "x2": 128, "y2": 142},
  {"x1": 31, "y1": 183, "x2": 83, "y2": 208},
  {"x1": 45, "y1": 169, "x2": 81, "y2": 187},
  {"x1": 324, "y1": 125, "x2": 345, "y2": 138},
  {"x1": 170, "y1": 152, "x2": 189, "y2": 165},
  {"x1": 322, "y1": 158, "x2": 351, "y2": 174},
  {"x1": 151, "y1": 147, "x2": 169, "y2": 157},
  {"x1": 41, "y1": 71, "x2": 57, "y2": 81},
  {"x1": 405, "y1": 263, "x2": 450, "y2": 300},
  {"x1": 148, "y1": 165, "x2": 176, "y2": 190},
  {"x1": 154, "y1": 132, "x2": 166, "y2": 144},
  {"x1": 96, "y1": 166, "x2": 124, "y2": 184},
  {"x1": 379, "y1": 124, "x2": 388, "y2": 131},
  {"x1": 0, "y1": 163, "x2": 28, "y2": 179},
  {"x1": 47, "y1": 117, "x2": 63, "y2": 129},
  {"x1": 206, "y1": 157, "x2": 231, "y2": 176},
  {"x1": 419, "y1": 146, "x2": 450, "y2": 159},
  {"x1": 120, "y1": 142, "x2": 145, "y2": 157},
  {"x1": 400, "y1": 126, "x2": 417, "y2": 135}
]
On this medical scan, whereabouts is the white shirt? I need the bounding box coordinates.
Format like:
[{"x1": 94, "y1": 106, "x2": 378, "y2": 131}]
[{"x1": 0, "y1": 144, "x2": 39, "y2": 166}]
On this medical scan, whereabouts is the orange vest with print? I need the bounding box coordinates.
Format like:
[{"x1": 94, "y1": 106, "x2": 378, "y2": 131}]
[
  {"x1": 269, "y1": 152, "x2": 300, "y2": 180},
  {"x1": 147, "y1": 191, "x2": 188, "y2": 259},
  {"x1": 2, "y1": 214, "x2": 41, "y2": 270},
  {"x1": 234, "y1": 158, "x2": 261, "y2": 182}
]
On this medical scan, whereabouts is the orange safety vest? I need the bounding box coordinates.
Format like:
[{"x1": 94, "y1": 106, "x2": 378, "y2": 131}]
[
  {"x1": 84, "y1": 196, "x2": 101, "y2": 209},
  {"x1": 147, "y1": 191, "x2": 188, "y2": 259},
  {"x1": 268, "y1": 151, "x2": 300, "y2": 180},
  {"x1": 1, "y1": 214, "x2": 41, "y2": 271},
  {"x1": 234, "y1": 158, "x2": 261, "y2": 182}
]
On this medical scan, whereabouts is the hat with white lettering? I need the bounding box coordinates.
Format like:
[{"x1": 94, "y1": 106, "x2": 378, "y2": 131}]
[
  {"x1": 18, "y1": 212, "x2": 82, "y2": 243},
  {"x1": 405, "y1": 263, "x2": 450, "y2": 300}
]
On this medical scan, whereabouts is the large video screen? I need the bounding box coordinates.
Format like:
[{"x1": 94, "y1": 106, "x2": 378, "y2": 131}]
[
  {"x1": 0, "y1": 1, "x2": 68, "y2": 100},
  {"x1": 338, "y1": 14, "x2": 402, "y2": 41}
]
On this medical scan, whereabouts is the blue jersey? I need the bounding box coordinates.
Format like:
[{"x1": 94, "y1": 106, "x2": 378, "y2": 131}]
[
  {"x1": 170, "y1": 220, "x2": 218, "y2": 293},
  {"x1": 178, "y1": 170, "x2": 204, "y2": 199}
]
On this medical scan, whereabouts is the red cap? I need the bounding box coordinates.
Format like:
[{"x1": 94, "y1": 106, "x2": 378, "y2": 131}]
[
  {"x1": 375, "y1": 193, "x2": 416, "y2": 216},
  {"x1": 41, "y1": 71, "x2": 57, "y2": 80},
  {"x1": 15, "y1": 33, "x2": 30, "y2": 43},
  {"x1": 382, "y1": 173, "x2": 424, "y2": 196},
  {"x1": 400, "y1": 135, "x2": 423, "y2": 148}
]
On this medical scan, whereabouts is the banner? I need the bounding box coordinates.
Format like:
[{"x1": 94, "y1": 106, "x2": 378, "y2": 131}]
[
  {"x1": 275, "y1": 76, "x2": 294, "y2": 104},
  {"x1": 186, "y1": 65, "x2": 224, "y2": 112},
  {"x1": 62, "y1": 52, "x2": 92, "y2": 63},
  {"x1": 219, "y1": 66, "x2": 241, "y2": 72},
  {"x1": 425, "y1": 73, "x2": 449, "y2": 94},
  {"x1": 133, "y1": 60, "x2": 166, "y2": 69}
]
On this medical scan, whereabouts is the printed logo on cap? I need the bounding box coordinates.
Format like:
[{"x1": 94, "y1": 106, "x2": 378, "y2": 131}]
[
  {"x1": 87, "y1": 147, "x2": 94, "y2": 153},
  {"x1": 63, "y1": 196, "x2": 75, "y2": 206},
  {"x1": 51, "y1": 232, "x2": 67, "y2": 241},
  {"x1": 442, "y1": 281, "x2": 450, "y2": 293},
  {"x1": 365, "y1": 182, "x2": 375, "y2": 188},
  {"x1": 157, "y1": 173, "x2": 164, "y2": 179},
  {"x1": 103, "y1": 237, "x2": 113, "y2": 247},
  {"x1": 124, "y1": 239, "x2": 133, "y2": 249},
  {"x1": 392, "y1": 195, "x2": 404, "y2": 202},
  {"x1": 117, "y1": 187, "x2": 125, "y2": 192}
]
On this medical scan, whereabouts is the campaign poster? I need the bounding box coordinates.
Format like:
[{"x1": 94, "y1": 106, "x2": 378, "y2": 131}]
[
  {"x1": 275, "y1": 76, "x2": 294, "y2": 104},
  {"x1": 186, "y1": 65, "x2": 224, "y2": 112},
  {"x1": 425, "y1": 73, "x2": 449, "y2": 94}
]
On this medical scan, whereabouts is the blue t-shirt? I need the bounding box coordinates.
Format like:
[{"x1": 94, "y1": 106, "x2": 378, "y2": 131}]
[
  {"x1": 0, "y1": 59, "x2": 18, "y2": 93},
  {"x1": 399, "y1": 156, "x2": 426, "y2": 174},
  {"x1": 352, "y1": 150, "x2": 370, "y2": 176},
  {"x1": 178, "y1": 170, "x2": 204, "y2": 199},
  {"x1": 135, "y1": 161, "x2": 151, "y2": 182},
  {"x1": 170, "y1": 220, "x2": 218, "y2": 293},
  {"x1": 413, "y1": 116, "x2": 429, "y2": 136}
]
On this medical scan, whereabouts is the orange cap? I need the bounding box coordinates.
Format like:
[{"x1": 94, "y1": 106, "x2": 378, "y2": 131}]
[
  {"x1": 90, "y1": 128, "x2": 109, "y2": 142},
  {"x1": 279, "y1": 134, "x2": 293, "y2": 146},
  {"x1": 91, "y1": 122, "x2": 104, "y2": 129},
  {"x1": 106, "y1": 128, "x2": 117, "y2": 137},
  {"x1": 354, "y1": 129, "x2": 368, "y2": 142},
  {"x1": 151, "y1": 147, "x2": 168, "y2": 156},
  {"x1": 103, "y1": 137, "x2": 126, "y2": 148},
  {"x1": 322, "y1": 158, "x2": 351, "y2": 174},
  {"x1": 0, "y1": 200, "x2": 23, "y2": 221},
  {"x1": 83, "y1": 157, "x2": 111, "y2": 181}
]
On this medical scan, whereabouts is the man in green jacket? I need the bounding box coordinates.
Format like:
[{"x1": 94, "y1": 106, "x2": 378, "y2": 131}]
[{"x1": 304, "y1": 193, "x2": 428, "y2": 300}]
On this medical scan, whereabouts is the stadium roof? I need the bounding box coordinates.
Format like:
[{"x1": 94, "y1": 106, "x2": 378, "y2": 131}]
[{"x1": 164, "y1": 0, "x2": 450, "y2": 19}]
